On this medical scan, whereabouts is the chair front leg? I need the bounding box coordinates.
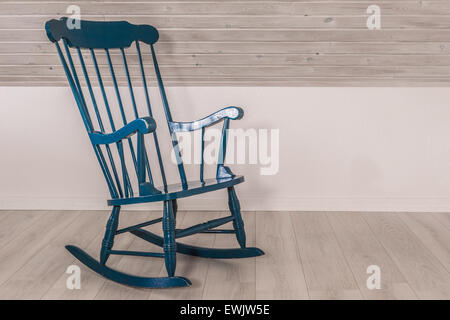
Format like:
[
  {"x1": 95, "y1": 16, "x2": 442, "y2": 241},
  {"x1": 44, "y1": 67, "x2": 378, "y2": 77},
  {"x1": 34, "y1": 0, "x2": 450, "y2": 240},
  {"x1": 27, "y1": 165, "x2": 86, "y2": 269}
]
[
  {"x1": 100, "y1": 205, "x2": 121, "y2": 265},
  {"x1": 163, "y1": 200, "x2": 177, "y2": 277},
  {"x1": 172, "y1": 199, "x2": 178, "y2": 220},
  {"x1": 227, "y1": 186, "x2": 246, "y2": 248}
]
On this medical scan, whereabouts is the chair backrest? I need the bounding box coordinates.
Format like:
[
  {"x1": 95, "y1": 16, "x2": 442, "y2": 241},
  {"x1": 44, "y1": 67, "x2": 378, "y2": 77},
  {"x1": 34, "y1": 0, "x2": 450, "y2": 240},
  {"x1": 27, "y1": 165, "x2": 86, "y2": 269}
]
[{"x1": 45, "y1": 17, "x2": 187, "y2": 199}]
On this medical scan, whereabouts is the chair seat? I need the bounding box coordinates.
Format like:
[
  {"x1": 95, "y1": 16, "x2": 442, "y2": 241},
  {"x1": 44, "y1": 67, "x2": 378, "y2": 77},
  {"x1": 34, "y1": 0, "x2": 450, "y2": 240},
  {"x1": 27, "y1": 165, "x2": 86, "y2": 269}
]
[{"x1": 107, "y1": 175, "x2": 244, "y2": 206}]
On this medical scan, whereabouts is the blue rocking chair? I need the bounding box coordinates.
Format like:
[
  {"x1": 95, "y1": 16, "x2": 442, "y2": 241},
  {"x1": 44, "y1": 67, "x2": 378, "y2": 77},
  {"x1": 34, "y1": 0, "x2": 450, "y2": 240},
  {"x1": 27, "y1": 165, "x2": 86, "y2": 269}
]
[{"x1": 45, "y1": 18, "x2": 264, "y2": 288}]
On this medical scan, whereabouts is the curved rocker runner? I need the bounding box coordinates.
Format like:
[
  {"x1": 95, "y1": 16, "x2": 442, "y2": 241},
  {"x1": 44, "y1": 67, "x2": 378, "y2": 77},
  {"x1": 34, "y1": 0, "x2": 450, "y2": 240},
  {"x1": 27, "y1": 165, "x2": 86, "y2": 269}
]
[{"x1": 45, "y1": 18, "x2": 264, "y2": 288}]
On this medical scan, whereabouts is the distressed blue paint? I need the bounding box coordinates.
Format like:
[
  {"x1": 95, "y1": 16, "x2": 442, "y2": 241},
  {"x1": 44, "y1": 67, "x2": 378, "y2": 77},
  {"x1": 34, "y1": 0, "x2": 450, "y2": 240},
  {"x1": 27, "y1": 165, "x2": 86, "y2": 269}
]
[
  {"x1": 84, "y1": 47, "x2": 134, "y2": 197},
  {"x1": 100, "y1": 206, "x2": 120, "y2": 265},
  {"x1": 109, "y1": 176, "x2": 244, "y2": 206},
  {"x1": 45, "y1": 17, "x2": 263, "y2": 288},
  {"x1": 170, "y1": 106, "x2": 244, "y2": 132},
  {"x1": 150, "y1": 43, "x2": 188, "y2": 188},
  {"x1": 200, "y1": 127, "x2": 205, "y2": 182},
  {"x1": 108, "y1": 250, "x2": 165, "y2": 258},
  {"x1": 217, "y1": 118, "x2": 236, "y2": 179},
  {"x1": 163, "y1": 200, "x2": 177, "y2": 277},
  {"x1": 228, "y1": 186, "x2": 247, "y2": 248},
  {"x1": 136, "y1": 40, "x2": 168, "y2": 189},
  {"x1": 89, "y1": 117, "x2": 156, "y2": 145},
  {"x1": 131, "y1": 229, "x2": 265, "y2": 259},
  {"x1": 199, "y1": 229, "x2": 236, "y2": 234},
  {"x1": 116, "y1": 217, "x2": 163, "y2": 235},
  {"x1": 175, "y1": 215, "x2": 235, "y2": 239},
  {"x1": 66, "y1": 245, "x2": 191, "y2": 288},
  {"x1": 46, "y1": 18, "x2": 159, "y2": 48}
]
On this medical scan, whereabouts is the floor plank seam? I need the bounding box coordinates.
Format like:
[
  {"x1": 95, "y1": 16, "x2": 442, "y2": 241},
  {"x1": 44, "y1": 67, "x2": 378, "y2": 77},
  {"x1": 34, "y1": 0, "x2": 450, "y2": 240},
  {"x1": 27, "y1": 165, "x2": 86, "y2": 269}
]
[
  {"x1": 200, "y1": 216, "x2": 217, "y2": 300},
  {"x1": 288, "y1": 212, "x2": 311, "y2": 300},
  {"x1": 325, "y1": 212, "x2": 364, "y2": 299}
]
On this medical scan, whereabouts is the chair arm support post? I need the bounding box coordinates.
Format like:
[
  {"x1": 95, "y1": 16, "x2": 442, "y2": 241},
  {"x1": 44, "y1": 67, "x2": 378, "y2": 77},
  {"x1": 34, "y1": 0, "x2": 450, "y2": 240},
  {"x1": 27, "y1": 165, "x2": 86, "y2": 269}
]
[
  {"x1": 137, "y1": 132, "x2": 146, "y2": 184},
  {"x1": 89, "y1": 116, "x2": 156, "y2": 145},
  {"x1": 216, "y1": 118, "x2": 235, "y2": 179}
]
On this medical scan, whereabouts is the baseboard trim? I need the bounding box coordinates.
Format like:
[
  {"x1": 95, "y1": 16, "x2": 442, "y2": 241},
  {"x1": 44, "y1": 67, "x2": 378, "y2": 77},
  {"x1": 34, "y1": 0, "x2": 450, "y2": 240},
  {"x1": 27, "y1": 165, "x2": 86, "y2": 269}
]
[{"x1": 1, "y1": 196, "x2": 450, "y2": 212}]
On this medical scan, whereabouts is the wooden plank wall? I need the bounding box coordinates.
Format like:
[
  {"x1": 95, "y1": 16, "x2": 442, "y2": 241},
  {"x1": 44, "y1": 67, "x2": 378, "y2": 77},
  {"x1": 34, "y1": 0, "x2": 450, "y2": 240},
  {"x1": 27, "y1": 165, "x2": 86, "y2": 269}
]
[{"x1": 1, "y1": 0, "x2": 450, "y2": 86}]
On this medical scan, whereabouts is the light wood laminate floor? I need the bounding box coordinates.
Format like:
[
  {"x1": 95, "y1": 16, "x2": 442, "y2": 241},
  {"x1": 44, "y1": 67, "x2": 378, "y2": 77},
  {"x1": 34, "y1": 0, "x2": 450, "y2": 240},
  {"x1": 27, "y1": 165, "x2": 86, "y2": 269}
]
[{"x1": 0, "y1": 210, "x2": 448, "y2": 300}]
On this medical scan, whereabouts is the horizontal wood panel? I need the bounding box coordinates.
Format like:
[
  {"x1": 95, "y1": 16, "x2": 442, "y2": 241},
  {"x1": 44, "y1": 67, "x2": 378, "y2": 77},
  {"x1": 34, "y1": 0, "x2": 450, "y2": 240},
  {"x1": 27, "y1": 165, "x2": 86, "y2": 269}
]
[
  {"x1": 8, "y1": 29, "x2": 450, "y2": 43},
  {"x1": 6, "y1": 65, "x2": 450, "y2": 78},
  {"x1": 1, "y1": 2, "x2": 450, "y2": 16},
  {"x1": 2, "y1": 77, "x2": 450, "y2": 87},
  {"x1": 3, "y1": 42, "x2": 450, "y2": 55},
  {"x1": 3, "y1": 15, "x2": 450, "y2": 30},
  {"x1": 1, "y1": 1, "x2": 450, "y2": 86},
  {"x1": 3, "y1": 53, "x2": 450, "y2": 67}
]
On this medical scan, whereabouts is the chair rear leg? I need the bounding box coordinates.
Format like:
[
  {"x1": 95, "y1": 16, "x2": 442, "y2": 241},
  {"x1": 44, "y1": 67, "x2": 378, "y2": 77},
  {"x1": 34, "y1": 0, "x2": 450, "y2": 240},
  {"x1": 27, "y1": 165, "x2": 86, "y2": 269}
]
[
  {"x1": 163, "y1": 200, "x2": 177, "y2": 277},
  {"x1": 228, "y1": 186, "x2": 246, "y2": 248},
  {"x1": 100, "y1": 205, "x2": 120, "y2": 265}
]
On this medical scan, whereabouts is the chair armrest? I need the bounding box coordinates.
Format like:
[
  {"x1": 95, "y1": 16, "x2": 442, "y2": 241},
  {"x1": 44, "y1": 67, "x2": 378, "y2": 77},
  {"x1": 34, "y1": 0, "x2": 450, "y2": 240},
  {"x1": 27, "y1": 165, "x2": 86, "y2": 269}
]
[
  {"x1": 169, "y1": 106, "x2": 244, "y2": 132},
  {"x1": 89, "y1": 116, "x2": 156, "y2": 145}
]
